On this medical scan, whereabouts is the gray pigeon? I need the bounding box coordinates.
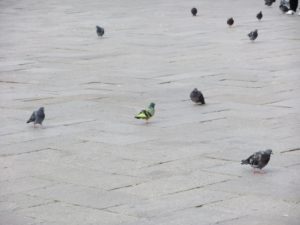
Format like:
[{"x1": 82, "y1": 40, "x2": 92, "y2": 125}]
[
  {"x1": 27, "y1": 107, "x2": 45, "y2": 127},
  {"x1": 96, "y1": 26, "x2": 104, "y2": 37},
  {"x1": 256, "y1": 11, "x2": 263, "y2": 20},
  {"x1": 241, "y1": 149, "x2": 272, "y2": 172},
  {"x1": 248, "y1": 29, "x2": 258, "y2": 41},
  {"x1": 190, "y1": 88, "x2": 205, "y2": 104},
  {"x1": 279, "y1": 2, "x2": 289, "y2": 13},
  {"x1": 227, "y1": 17, "x2": 234, "y2": 26},
  {"x1": 191, "y1": 8, "x2": 197, "y2": 16},
  {"x1": 265, "y1": 0, "x2": 276, "y2": 6}
]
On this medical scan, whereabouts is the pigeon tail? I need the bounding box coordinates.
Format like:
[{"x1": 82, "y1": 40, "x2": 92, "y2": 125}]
[
  {"x1": 27, "y1": 112, "x2": 36, "y2": 124},
  {"x1": 200, "y1": 97, "x2": 206, "y2": 104},
  {"x1": 241, "y1": 159, "x2": 249, "y2": 165}
]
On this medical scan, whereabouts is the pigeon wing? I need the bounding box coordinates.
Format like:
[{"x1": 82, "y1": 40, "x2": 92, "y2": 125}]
[
  {"x1": 27, "y1": 111, "x2": 36, "y2": 123},
  {"x1": 199, "y1": 92, "x2": 205, "y2": 104},
  {"x1": 135, "y1": 110, "x2": 148, "y2": 119},
  {"x1": 249, "y1": 152, "x2": 263, "y2": 167}
]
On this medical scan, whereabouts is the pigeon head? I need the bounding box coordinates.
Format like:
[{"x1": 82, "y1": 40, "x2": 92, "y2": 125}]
[
  {"x1": 191, "y1": 88, "x2": 201, "y2": 95},
  {"x1": 149, "y1": 102, "x2": 155, "y2": 108},
  {"x1": 38, "y1": 107, "x2": 44, "y2": 112},
  {"x1": 265, "y1": 149, "x2": 273, "y2": 155}
]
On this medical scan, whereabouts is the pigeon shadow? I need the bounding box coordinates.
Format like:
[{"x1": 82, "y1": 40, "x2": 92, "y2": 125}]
[
  {"x1": 135, "y1": 121, "x2": 157, "y2": 126},
  {"x1": 193, "y1": 103, "x2": 206, "y2": 106},
  {"x1": 97, "y1": 37, "x2": 108, "y2": 40},
  {"x1": 28, "y1": 125, "x2": 46, "y2": 130},
  {"x1": 246, "y1": 40, "x2": 263, "y2": 44}
]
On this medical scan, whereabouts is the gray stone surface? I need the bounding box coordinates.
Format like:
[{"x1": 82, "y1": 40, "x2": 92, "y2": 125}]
[{"x1": 0, "y1": 0, "x2": 300, "y2": 224}]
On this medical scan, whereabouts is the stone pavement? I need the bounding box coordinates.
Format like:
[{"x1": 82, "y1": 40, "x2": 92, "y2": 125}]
[{"x1": 0, "y1": 0, "x2": 300, "y2": 224}]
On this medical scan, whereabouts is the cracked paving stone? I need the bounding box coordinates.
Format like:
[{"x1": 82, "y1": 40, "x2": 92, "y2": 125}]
[
  {"x1": 24, "y1": 183, "x2": 144, "y2": 210},
  {"x1": 15, "y1": 201, "x2": 138, "y2": 225}
]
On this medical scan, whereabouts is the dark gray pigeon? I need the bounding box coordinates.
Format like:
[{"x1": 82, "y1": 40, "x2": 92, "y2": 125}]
[
  {"x1": 256, "y1": 11, "x2": 263, "y2": 20},
  {"x1": 279, "y1": 3, "x2": 289, "y2": 13},
  {"x1": 190, "y1": 88, "x2": 205, "y2": 104},
  {"x1": 241, "y1": 149, "x2": 272, "y2": 172},
  {"x1": 265, "y1": 0, "x2": 276, "y2": 6},
  {"x1": 191, "y1": 8, "x2": 197, "y2": 16},
  {"x1": 227, "y1": 17, "x2": 234, "y2": 26},
  {"x1": 248, "y1": 29, "x2": 258, "y2": 41},
  {"x1": 27, "y1": 107, "x2": 45, "y2": 127},
  {"x1": 96, "y1": 26, "x2": 104, "y2": 37}
]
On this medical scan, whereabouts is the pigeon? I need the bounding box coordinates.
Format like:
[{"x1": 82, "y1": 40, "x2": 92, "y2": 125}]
[
  {"x1": 256, "y1": 11, "x2": 263, "y2": 20},
  {"x1": 190, "y1": 88, "x2": 205, "y2": 104},
  {"x1": 241, "y1": 149, "x2": 272, "y2": 172},
  {"x1": 248, "y1": 29, "x2": 258, "y2": 41},
  {"x1": 135, "y1": 103, "x2": 155, "y2": 121},
  {"x1": 191, "y1": 8, "x2": 197, "y2": 16},
  {"x1": 265, "y1": 0, "x2": 276, "y2": 6},
  {"x1": 279, "y1": 4, "x2": 289, "y2": 13},
  {"x1": 27, "y1": 107, "x2": 45, "y2": 127},
  {"x1": 96, "y1": 26, "x2": 104, "y2": 37},
  {"x1": 227, "y1": 17, "x2": 234, "y2": 26}
]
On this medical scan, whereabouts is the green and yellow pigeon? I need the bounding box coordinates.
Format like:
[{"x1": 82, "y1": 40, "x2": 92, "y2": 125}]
[{"x1": 135, "y1": 103, "x2": 155, "y2": 121}]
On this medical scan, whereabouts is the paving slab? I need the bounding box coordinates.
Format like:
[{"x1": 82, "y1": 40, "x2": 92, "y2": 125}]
[{"x1": 0, "y1": 0, "x2": 299, "y2": 224}]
